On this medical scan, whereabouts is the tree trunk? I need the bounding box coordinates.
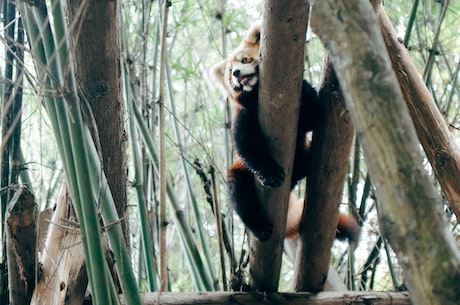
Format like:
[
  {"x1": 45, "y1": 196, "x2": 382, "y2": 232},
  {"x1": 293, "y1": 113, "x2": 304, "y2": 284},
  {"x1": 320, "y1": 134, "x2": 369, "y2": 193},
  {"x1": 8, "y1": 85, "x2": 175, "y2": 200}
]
[
  {"x1": 309, "y1": 1, "x2": 460, "y2": 304},
  {"x1": 66, "y1": 0, "x2": 129, "y2": 246},
  {"x1": 6, "y1": 187, "x2": 36, "y2": 305},
  {"x1": 294, "y1": 55, "x2": 354, "y2": 292},
  {"x1": 250, "y1": 0, "x2": 309, "y2": 291}
]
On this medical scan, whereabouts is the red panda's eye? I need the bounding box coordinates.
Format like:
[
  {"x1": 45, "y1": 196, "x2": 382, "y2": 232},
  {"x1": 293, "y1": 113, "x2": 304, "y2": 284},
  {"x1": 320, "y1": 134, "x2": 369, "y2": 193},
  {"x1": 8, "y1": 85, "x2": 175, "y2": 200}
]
[{"x1": 241, "y1": 58, "x2": 248, "y2": 63}]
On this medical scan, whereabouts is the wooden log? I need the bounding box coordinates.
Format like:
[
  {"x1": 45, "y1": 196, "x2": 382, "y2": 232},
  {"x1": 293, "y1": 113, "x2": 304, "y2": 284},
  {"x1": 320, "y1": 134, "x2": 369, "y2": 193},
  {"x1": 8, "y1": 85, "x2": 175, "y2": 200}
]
[
  {"x1": 31, "y1": 187, "x2": 87, "y2": 305},
  {"x1": 6, "y1": 186, "x2": 37, "y2": 305},
  {"x1": 118, "y1": 291, "x2": 412, "y2": 305}
]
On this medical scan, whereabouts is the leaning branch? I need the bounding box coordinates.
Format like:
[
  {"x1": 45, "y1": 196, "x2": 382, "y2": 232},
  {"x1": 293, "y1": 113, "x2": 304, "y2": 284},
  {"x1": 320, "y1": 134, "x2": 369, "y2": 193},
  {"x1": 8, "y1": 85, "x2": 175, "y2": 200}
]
[
  {"x1": 377, "y1": 4, "x2": 460, "y2": 220},
  {"x1": 309, "y1": 0, "x2": 460, "y2": 304}
]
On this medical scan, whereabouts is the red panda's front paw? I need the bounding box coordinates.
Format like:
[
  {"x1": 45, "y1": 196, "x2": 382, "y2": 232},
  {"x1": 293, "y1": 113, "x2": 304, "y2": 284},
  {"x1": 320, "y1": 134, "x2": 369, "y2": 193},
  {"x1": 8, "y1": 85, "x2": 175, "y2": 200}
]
[{"x1": 255, "y1": 163, "x2": 285, "y2": 188}]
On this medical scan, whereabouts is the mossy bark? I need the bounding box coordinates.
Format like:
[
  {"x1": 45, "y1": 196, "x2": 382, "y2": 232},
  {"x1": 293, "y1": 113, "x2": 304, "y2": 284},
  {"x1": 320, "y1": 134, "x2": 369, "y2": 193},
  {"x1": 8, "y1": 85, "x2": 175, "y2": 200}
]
[{"x1": 309, "y1": 1, "x2": 460, "y2": 304}]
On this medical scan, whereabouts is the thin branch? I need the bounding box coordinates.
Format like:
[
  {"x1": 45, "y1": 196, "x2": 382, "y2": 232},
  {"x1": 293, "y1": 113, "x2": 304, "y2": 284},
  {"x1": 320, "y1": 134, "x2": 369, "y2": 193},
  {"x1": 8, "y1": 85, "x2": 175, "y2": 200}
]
[{"x1": 158, "y1": 0, "x2": 170, "y2": 292}]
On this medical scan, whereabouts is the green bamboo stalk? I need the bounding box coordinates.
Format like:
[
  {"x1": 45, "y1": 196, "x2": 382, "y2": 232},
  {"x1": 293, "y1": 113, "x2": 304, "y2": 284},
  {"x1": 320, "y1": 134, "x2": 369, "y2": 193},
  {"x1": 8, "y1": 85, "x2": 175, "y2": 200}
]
[
  {"x1": 19, "y1": 4, "x2": 114, "y2": 303},
  {"x1": 19, "y1": 2, "x2": 142, "y2": 304},
  {"x1": 165, "y1": 61, "x2": 218, "y2": 290},
  {"x1": 442, "y1": 55, "x2": 460, "y2": 117},
  {"x1": 51, "y1": 1, "x2": 143, "y2": 303},
  {"x1": 125, "y1": 63, "x2": 159, "y2": 291},
  {"x1": 132, "y1": 103, "x2": 215, "y2": 291},
  {"x1": 0, "y1": 2, "x2": 19, "y2": 302},
  {"x1": 348, "y1": 140, "x2": 361, "y2": 208},
  {"x1": 422, "y1": 0, "x2": 451, "y2": 82},
  {"x1": 85, "y1": 127, "x2": 142, "y2": 304},
  {"x1": 158, "y1": 0, "x2": 169, "y2": 291},
  {"x1": 18, "y1": 149, "x2": 34, "y2": 194},
  {"x1": 358, "y1": 174, "x2": 371, "y2": 220},
  {"x1": 403, "y1": 0, "x2": 419, "y2": 47},
  {"x1": 132, "y1": 103, "x2": 209, "y2": 290}
]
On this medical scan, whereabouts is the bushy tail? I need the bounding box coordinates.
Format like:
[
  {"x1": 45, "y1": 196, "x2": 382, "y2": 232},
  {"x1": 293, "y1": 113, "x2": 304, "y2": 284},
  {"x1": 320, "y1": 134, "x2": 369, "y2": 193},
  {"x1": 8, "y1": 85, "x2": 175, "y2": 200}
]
[
  {"x1": 336, "y1": 213, "x2": 361, "y2": 242},
  {"x1": 286, "y1": 192, "x2": 361, "y2": 242}
]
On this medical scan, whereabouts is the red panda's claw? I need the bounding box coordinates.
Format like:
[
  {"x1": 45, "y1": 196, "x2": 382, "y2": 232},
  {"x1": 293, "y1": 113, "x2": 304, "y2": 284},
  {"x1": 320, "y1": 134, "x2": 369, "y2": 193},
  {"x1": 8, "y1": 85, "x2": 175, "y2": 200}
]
[{"x1": 256, "y1": 165, "x2": 285, "y2": 188}]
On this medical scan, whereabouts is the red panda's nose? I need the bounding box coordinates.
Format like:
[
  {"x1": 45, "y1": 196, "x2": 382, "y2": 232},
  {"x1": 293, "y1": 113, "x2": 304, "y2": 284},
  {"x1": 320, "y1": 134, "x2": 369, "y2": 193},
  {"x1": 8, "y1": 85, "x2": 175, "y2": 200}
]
[{"x1": 232, "y1": 70, "x2": 240, "y2": 77}]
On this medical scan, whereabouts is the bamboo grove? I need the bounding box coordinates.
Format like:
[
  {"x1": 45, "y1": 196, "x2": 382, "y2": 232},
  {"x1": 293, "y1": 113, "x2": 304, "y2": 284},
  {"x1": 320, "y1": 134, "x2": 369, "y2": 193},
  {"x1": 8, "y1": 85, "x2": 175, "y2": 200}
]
[{"x1": 0, "y1": 0, "x2": 459, "y2": 304}]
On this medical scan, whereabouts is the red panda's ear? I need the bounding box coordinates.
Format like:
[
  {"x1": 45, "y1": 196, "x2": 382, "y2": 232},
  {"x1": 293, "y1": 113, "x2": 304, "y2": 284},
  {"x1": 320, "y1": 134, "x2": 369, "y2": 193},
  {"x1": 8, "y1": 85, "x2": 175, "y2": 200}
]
[
  {"x1": 211, "y1": 60, "x2": 227, "y2": 87},
  {"x1": 254, "y1": 31, "x2": 260, "y2": 44},
  {"x1": 246, "y1": 20, "x2": 262, "y2": 45}
]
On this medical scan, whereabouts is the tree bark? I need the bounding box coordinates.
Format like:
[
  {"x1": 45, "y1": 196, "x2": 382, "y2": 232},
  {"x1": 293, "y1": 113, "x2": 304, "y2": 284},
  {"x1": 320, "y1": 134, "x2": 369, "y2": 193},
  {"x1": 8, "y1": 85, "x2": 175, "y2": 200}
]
[
  {"x1": 309, "y1": 1, "x2": 460, "y2": 304},
  {"x1": 377, "y1": 4, "x2": 460, "y2": 220},
  {"x1": 6, "y1": 187, "x2": 36, "y2": 305},
  {"x1": 250, "y1": 0, "x2": 309, "y2": 291},
  {"x1": 294, "y1": 55, "x2": 354, "y2": 292},
  {"x1": 31, "y1": 187, "x2": 87, "y2": 305},
  {"x1": 66, "y1": 0, "x2": 129, "y2": 246},
  {"x1": 118, "y1": 291, "x2": 413, "y2": 305}
]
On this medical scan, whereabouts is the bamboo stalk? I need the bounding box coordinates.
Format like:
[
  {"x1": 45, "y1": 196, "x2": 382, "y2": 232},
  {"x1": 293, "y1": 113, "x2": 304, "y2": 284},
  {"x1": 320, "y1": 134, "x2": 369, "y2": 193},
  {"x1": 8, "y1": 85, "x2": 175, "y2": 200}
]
[
  {"x1": 402, "y1": 0, "x2": 419, "y2": 48},
  {"x1": 125, "y1": 64, "x2": 159, "y2": 291},
  {"x1": 158, "y1": 0, "x2": 170, "y2": 292},
  {"x1": 422, "y1": 0, "x2": 450, "y2": 82},
  {"x1": 132, "y1": 103, "x2": 215, "y2": 291},
  {"x1": 18, "y1": 1, "x2": 143, "y2": 303},
  {"x1": 165, "y1": 62, "x2": 218, "y2": 290}
]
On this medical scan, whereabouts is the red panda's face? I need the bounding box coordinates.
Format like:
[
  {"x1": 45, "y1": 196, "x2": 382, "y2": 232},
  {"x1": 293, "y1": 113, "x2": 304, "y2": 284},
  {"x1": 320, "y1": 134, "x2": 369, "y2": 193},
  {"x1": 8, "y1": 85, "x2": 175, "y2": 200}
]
[
  {"x1": 228, "y1": 48, "x2": 259, "y2": 92},
  {"x1": 211, "y1": 21, "x2": 262, "y2": 99}
]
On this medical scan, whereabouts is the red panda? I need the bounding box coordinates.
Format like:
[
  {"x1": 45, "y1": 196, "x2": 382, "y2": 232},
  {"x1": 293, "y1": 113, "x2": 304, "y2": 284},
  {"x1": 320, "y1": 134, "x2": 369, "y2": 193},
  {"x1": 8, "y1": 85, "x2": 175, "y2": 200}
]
[
  {"x1": 212, "y1": 22, "x2": 360, "y2": 242},
  {"x1": 286, "y1": 192, "x2": 361, "y2": 242}
]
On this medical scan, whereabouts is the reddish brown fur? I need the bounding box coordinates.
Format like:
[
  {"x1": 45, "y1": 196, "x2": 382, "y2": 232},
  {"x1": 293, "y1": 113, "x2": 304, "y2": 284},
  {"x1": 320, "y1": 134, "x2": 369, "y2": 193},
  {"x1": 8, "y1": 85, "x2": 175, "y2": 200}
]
[
  {"x1": 285, "y1": 193, "x2": 304, "y2": 239},
  {"x1": 213, "y1": 21, "x2": 359, "y2": 242},
  {"x1": 211, "y1": 22, "x2": 261, "y2": 102},
  {"x1": 285, "y1": 192, "x2": 361, "y2": 241},
  {"x1": 336, "y1": 213, "x2": 361, "y2": 242}
]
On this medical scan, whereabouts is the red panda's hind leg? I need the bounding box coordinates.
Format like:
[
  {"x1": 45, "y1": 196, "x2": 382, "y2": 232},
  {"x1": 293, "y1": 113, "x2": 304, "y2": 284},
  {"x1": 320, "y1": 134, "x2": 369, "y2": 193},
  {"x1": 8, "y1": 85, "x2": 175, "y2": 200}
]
[{"x1": 227, "y1": 159, "x2": 273, "y2": 241}]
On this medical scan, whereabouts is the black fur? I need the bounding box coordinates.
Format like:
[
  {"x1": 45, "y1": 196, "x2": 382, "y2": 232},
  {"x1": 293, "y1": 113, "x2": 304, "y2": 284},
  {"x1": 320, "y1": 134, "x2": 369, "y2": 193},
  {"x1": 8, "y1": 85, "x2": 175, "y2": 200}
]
[{"x1": 227, "y1": 80, "x2": 321, "y2": 241}]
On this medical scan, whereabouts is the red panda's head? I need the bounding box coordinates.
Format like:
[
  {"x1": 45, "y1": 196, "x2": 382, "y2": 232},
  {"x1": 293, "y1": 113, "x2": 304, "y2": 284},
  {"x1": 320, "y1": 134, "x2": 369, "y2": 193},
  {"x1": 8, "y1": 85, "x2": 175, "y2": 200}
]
[{"x1": 212, "y1": 21, "x2": 261, "y2": 99}]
